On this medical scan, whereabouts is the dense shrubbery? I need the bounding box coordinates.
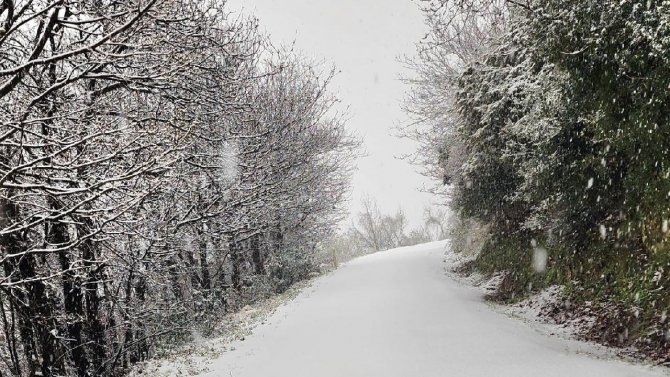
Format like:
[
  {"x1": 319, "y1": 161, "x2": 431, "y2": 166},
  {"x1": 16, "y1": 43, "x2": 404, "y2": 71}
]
[
  {"x1": 405, "y1": 0, "x2": 670, "y2": 351},
  {"x1": 0, "y1": 1, "x2": 359, "y2": 375}
]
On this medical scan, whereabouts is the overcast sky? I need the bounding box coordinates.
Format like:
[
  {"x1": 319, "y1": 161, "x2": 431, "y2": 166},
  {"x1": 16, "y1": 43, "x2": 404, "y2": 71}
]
[{"x1": 226, "y1": 0, "x2": 438, "y2": 228}]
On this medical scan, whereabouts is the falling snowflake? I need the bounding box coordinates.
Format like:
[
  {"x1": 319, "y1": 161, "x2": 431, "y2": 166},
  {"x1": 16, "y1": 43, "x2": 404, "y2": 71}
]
[{"x1": 533, "y1": 247, "x2": 548, "y2": 273}]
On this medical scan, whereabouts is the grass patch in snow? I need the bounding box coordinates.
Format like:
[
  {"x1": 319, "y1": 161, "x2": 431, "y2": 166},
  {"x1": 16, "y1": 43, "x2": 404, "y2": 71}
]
[{"x1": 126, "y1": 276, "x2": 320, "y2": 377}]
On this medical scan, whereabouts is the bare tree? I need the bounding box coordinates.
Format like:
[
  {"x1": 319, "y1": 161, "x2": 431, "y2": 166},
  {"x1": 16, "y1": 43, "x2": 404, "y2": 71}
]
[
  {"x1": 0, "y1": 1, "x2": 361, "y2": 375},
  {"x1": 398, "y1": 0, "x2": 510, "y2": 197},
  {"x1": 351, "y1": 197, "x2": 418, "y2": 251}
]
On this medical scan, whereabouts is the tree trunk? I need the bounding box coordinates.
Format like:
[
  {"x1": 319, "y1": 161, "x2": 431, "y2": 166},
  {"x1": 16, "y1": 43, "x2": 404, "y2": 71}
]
[
  {"x1": 78, "y1": 225, "x2": 106, "y2": 375},
  {"x1": 251, "y1": 233, "x2": 264, "y2": 275},
  {"x1": 230, "y1": 239, "x2": 242, "y2": 291},
  {"x1": 197, "y1": 228, "x2": 211, "y2": 292}
]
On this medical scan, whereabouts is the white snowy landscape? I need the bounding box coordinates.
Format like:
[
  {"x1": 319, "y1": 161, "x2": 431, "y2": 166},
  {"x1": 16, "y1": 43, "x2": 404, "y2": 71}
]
[
  {"x1": 136, "y1": 241, "x2": 668, "y2": 376},
  {"x1": 4, "y1": 0, "x2": 670, "y2": 376}
]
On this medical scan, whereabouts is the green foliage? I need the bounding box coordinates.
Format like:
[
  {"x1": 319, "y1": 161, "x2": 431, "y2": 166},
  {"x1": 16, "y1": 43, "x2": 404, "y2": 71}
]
[
  {"x1": 418, "y1": 0, "x2": 670, "y2": 346},
  {"x1": 475, "y1": 232, "x2": 554, "y2": 301},
  {"x1": 453, "y1": 40, "x2": 532, "y2": 233},
  {"x1": 524, "y1": 0, "x2": 670, "y2": 254}
]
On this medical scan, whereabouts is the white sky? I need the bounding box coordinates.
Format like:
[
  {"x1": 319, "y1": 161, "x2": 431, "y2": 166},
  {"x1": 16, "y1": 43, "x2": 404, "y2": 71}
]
[{"x1": 226, "y1": 0, "x2": 438, "y2": 228}]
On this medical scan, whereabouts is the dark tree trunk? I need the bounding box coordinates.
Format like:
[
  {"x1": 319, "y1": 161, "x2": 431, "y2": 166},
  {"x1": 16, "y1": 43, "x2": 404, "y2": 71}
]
[
  {"x1": 230, "y1": 239, "x2": 242, "y2": 291},
  {"x1": 1, "y1": 194, "x2": 61, "y2": 376},
  {"x1": 273, "y1": 225, "x2": 284, "y2": 252},
  {"x1": 20, "y1": 248, "x2": 60, "y2": 377},
  {"x1": 198, "y1": 229, "x2": 211, "y2": 292},
  {"x1": 2, "y1": 240, "x2": 35, "y2": 376},
  {"x1": 78, "y1": 228, "x2": 107, "y2": 375},
  {"x1": 183, "y1": 246, "x2": 202, "y2": 289},
  {"x1": 134, "y1": 272, "x2": 149, "y2": 362},
  {"x1": 50, "y1": 197, "x2": 89, "y2": 377},
  {"x1": 251, "y1": 233, "x2": 264, "y2": 275},
  {"x1": 0, "y1": 195, "x2": 30, "y2": 376}
]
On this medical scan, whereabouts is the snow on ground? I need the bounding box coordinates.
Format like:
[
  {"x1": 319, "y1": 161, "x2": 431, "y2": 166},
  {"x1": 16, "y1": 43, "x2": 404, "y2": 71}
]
[
  {"x1": 443, "y1": 245, "x2": 641, "y2": 361},
  {"x1": 185, "y1": 240, "x2": 668, "y2": 376},
  {"x1": 496, "y1": 286, "x2": 598, "y2": 341},
  {"x1": 127, "y1": 279, "x2": 316, "y2": 377},
  {"x1": 443, "y1": 247, "x2": 608, "y2": 351}
]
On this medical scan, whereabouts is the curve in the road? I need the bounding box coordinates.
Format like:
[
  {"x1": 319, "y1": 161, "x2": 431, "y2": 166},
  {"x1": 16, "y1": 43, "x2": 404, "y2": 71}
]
[{"x1": 198, "y1": 241, "x2": 666, "y2": 377}]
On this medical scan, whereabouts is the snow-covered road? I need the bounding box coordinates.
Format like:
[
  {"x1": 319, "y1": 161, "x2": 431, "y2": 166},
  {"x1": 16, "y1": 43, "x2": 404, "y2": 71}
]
[{"x1": 198, "y1": 241, "x2": 666, "y2": 376}]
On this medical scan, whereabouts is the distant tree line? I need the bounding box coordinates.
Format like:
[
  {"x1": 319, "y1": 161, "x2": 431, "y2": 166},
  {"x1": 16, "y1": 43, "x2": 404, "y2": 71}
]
[
  {"x1": 319, "y1": 198, "x2": 449, "y2": 266},
  {"x1": 404, "y1": 0, "x2": 670, "y2": 348},
  {"x1": 0, "y1": 1, "x2": 359, "y2": 376}
]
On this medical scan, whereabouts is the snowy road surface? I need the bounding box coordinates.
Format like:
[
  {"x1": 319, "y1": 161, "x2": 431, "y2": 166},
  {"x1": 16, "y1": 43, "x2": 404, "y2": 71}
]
[{"x1": 198, "y1": 241, "x2": 666, "y2": 377}]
